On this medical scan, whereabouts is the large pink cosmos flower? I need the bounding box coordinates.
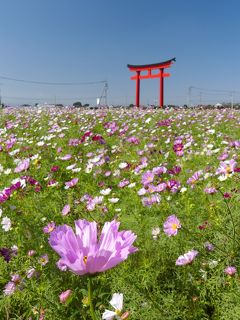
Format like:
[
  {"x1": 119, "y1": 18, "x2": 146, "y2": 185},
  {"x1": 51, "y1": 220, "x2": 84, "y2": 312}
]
[{"x1": 49, "y1": 219, "x2": 138, "y2": 275}]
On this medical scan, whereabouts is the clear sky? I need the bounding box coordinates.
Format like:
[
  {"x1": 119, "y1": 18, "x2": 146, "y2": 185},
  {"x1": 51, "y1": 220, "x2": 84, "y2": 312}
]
[{"x1": 1, "y1": 0, "x2": 240, "y2": 106}]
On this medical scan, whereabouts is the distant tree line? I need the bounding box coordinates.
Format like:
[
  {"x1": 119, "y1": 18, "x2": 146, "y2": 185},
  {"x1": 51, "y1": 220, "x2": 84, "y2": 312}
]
[{"x1": 73, "y1": 101, "x2": 89, "y2": 108}]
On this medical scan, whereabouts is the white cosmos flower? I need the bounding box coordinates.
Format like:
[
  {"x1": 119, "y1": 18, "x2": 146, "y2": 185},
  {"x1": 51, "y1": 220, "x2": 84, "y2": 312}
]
[
  {"x1": 4, "y1": 169, "x2": 11, "y2": 175},
  {"x1": 102, "y1": 293, "x2": 123, "y2": 320},
  {"x1": 1, "y1": 217, "x2": 11, "y2": 231},
  {"x1": 127, "y1": 183, "x2": 136, "y2": 188},
  {"x1": 66, "y1": 164, "x2": 76, "y2": 170},
  {"x1": 85, "y1": 163, "x2": 93, "y2": 173},
  {"x1": 100, "y1": 188, "x2": 112, "y2": 195},
  {"x1": 218, "y1": 175, "x2": 228, "y2": 181},
  {"x1": 108, "y1": 198, "x2": 119, "y2": 203},
  {"x1": 180, "y1": 187, "x2": 187, "y2": 193},
  {"x1": 37, "y1": 141, "x2": 45, "y2": 146},
  {"x1": 72, "y1": 167, "x2": 81, "y2": 173},
  {"x1": 119, "y1": 162, "x2": 128, "y2": 169}
]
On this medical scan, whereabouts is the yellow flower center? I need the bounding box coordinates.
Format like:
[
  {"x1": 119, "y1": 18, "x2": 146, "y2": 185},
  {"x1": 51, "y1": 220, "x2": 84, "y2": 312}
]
[
  {"x1": 116, "y1": 309, "x2": 122, "y2": 316},
  {"x1": 83, "y1": 256, "x2": 88, "y2": 265},
  {"x1": 226, "y1": 166, "x2": 232, "y2": 173},
  {"x1": 172, "y1": 223, "x2": 178, "y2": 230}
]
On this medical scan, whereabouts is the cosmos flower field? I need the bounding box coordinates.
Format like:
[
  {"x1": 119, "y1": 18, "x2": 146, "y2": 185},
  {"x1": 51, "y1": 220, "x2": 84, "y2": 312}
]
[{"x1": 0, "y1": 106, "x2": 240, "y2": 319}]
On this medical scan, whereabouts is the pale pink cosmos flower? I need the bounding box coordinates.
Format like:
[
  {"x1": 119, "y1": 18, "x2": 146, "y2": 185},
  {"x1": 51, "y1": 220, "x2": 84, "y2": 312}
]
[
  {"x1": 176, "y1": 250, "x2": 198, "y2": 266},
  {"x1": 38, "y1": 254, "x2": 49, "y2": 266},
  {"x1": 14, "y1": 159, "x2": 30, "y2": 173},
  {"x1": 3, "y1": 281, "x2": 16, "y2": 296},
  {"x1": 216, "y1": 159, "x2": 237, "y2": 176},
  {"x1": 163, "y1": 215, "x2": 181, "y2": 237},
  {"x1": 187, "y1": 170, "x2": 203, "y2": 187},
  {"x1": 65, "y1": 178, "x2": 78, "y2": 189},
  {"x1": 60, "y1": 154, "x2": 72, "y2": 161},
  {"x1": 43, "y1": 222, "x2": 56, "y2": 233},
  {"x1": 141, "y1": 171, "x2": 155, "y2": 187},
  {"x1": 62, "y1": 204, "x2": 71, "y2": 216},
  {"x1": 49, "y1": 219, "x2": 138, "y2": 275},
  {"x1": 204, "y1": 187, "x2": 217, "y2": 194}
]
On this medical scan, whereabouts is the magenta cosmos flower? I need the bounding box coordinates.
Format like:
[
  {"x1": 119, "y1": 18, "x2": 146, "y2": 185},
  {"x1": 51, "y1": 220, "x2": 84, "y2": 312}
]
[
  {"x1": 49, "y1": 219, "x2": 138, "y2": 275},
  {"x1": 163, "y1": 215, "x2": 181, "y2": 236},
  {"x1": 176, "y1": 250, "x2": 198, "y2": 266}
]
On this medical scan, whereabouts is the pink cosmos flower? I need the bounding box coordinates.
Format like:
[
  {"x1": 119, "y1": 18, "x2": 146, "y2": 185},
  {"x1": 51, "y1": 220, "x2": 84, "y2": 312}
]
[
  {"x1": 59, "y1": 289, "x2": 72, "y2": 303},
  {"x1": 152, "y1": 166, "x2": 167, "y2": 175},
  {"x1": 216, "y1": 159, "x2": 237, "y2": 176},
  {"x1": 43, "y1": 222, "x2": 56, "y2": 233},
  {"x1": 14, "y1": 159, "x2": 30, "y2": 173},
  {"x1": 141, "y1": 171, "x2": 155, "y2": 187},
  {"x1": 49, "y1": 219, "x2": 138, "y2": 275},
  {"x1": 224, "y1": 266, "x2": 237, "y2": 276},
  {"x1": 142, "y1": 194, "x2": 161, "y2": 207},
  {"x1": 65, "y1": 178, "x2": 78, "y2": 189},
  {"x1": 187, "y1": 170, "x2": 202, "y2": 187},
  {"x1": 163, "y1": 215, "x2": 181, "y2": 236},
  {"x1": 60, "y1": 154, "x2": 72, "y2": 161},
  {"x1": 155, "y1": 182, "x2": 167, "y2": 192},
  {"x1": 166, "y1": 180, "x2": 181, "y2": 193},
  {"x1": 173, "y1": 143, "x2": 184, "y2": 156},
  {"x1": 51, "y1": 166, "x2": 59, "y2": 172},
  {"x1": 118, "y1": 179, "x2": 130, "y2": 188},
  {"x1": 176, "y1": 250, "x2": 198, "y2": 266},
  {"x1": 3, "y1": 281, "x2": 16, "y2": 296},
  {"x1": 230, "y1": 141, "x2": 240, "y2": 148},
  {"x1": 62, "y1": 204, "x2": 71, "y2": 216},
  {"x1": 38, "y1": 254, "x2": 49, "y2": 266},
  {"x1": 218, "y1": 153, "x2": 228, "y2": 161},
  {"x1": 204, "y1": 187, "x2": 217, "y2": 194}
]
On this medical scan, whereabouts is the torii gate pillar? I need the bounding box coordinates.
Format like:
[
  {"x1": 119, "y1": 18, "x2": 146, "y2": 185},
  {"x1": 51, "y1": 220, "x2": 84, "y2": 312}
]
[
  {"x1": 136, "y1": 71, "x2": 140, "y2": 107},
  {"x1": 127, "y1": 58, "x2": 176, "y2": 107},
  {"x1": 160, "y1": 68, "x2": 164, "y2": 107}
]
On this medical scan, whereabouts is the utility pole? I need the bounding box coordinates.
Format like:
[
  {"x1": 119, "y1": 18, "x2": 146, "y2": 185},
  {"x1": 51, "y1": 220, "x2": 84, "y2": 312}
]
[
  {"x1": 104, "y1": 81, "x2": 108, "y2": 106},
  {"x1": 99, "y1": 81, "x2": 108, "y2": 106},
  {"x1": 230, "y1": 91, "x2": 234, "y2": 109}
]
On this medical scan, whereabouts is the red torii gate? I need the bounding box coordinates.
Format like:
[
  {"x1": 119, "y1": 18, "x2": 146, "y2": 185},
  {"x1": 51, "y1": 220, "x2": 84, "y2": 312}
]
[{"x1": 127, "y1": 57, "x2": 176, "y2": 107}]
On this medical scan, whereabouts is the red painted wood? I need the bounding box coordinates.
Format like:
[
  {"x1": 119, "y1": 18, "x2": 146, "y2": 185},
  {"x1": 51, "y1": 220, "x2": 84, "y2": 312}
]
[
  {"x1": 130, "y1": 73, "x2": 170, "y2": 80},
  {"x1": 136, "y1": 71, "x2": 140, "y2": 107},
  {"x1": 127, "y1": 58, "x2": 175, "y2": 108},
  {"x1": 160, "y1": 68, "x2": 164, "y2": 107}
]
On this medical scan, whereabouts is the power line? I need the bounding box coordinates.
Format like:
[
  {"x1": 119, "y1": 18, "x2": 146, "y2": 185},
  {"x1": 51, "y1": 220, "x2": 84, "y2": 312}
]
[
  {"x1": 191, "y1": 86, "x2": 240, "y2": 94},
  {"x1": 0, "y1": 75, "x2": 106, "y2": 86}
]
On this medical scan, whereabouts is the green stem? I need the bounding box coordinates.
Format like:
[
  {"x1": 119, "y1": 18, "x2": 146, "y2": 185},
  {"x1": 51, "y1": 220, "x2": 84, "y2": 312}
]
[
  {"x1": 88, "y1": 277, "x2": 97, "y2": 320},
  {"x1": 219, "y1": 190, "x2": 237, "y2": 251}
]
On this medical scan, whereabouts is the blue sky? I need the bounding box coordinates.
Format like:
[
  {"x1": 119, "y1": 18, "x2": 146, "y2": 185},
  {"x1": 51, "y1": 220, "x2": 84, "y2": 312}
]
[{"x1": 0, "y1": 0, "x2": 240, "y2": 106}]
